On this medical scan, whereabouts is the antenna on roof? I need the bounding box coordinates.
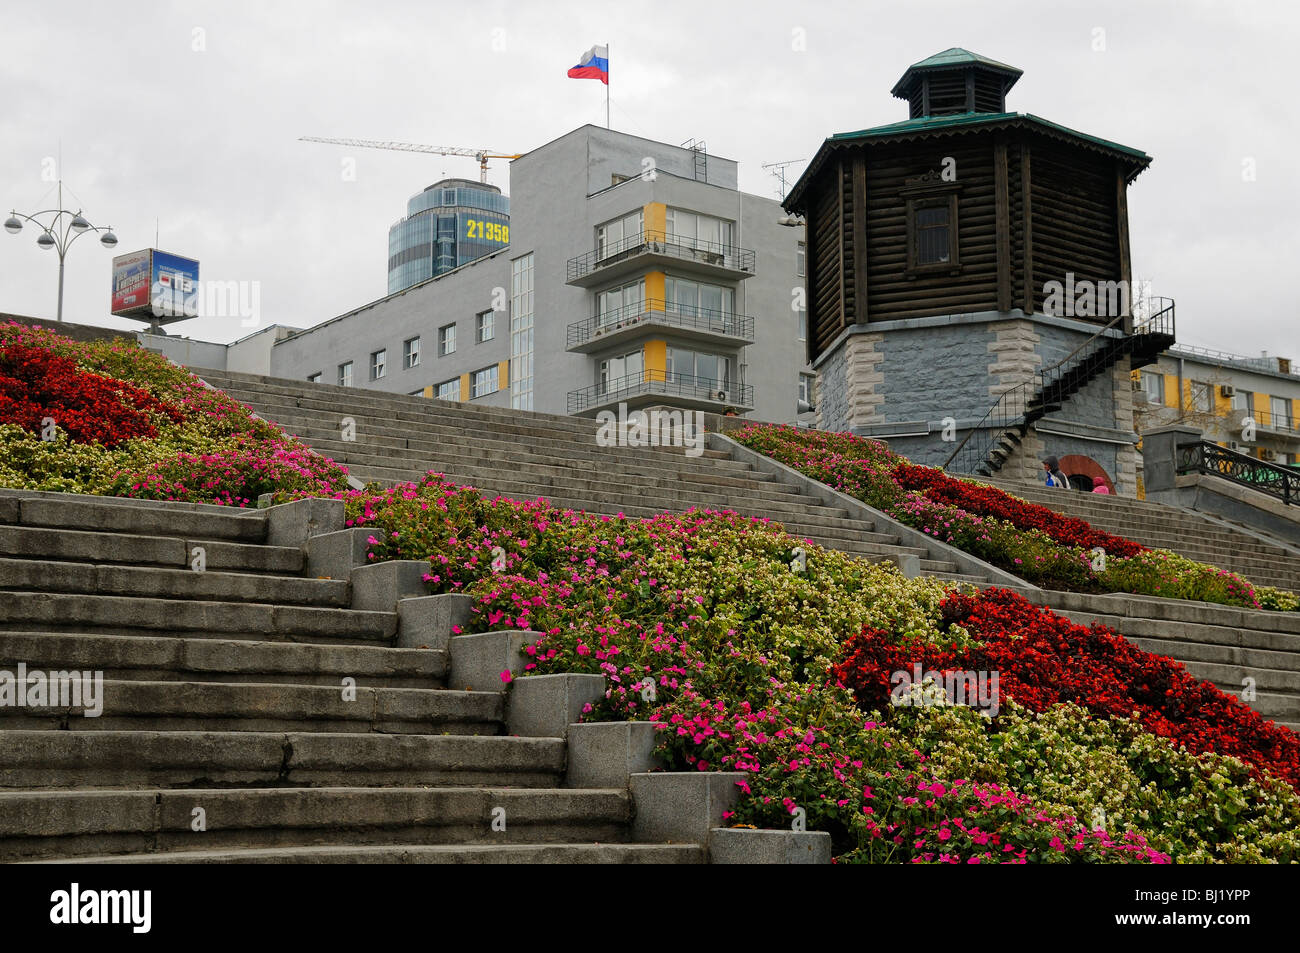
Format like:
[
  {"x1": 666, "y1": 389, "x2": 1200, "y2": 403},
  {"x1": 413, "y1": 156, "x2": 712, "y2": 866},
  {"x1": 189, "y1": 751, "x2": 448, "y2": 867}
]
[{"x1": 762, "y1": 159, "x2": 805, "y2": 199}]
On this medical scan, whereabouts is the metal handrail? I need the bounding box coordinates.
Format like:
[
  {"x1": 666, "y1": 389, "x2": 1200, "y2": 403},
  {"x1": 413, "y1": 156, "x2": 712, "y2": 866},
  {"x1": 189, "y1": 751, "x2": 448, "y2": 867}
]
[
  {"x1": 566, "y1": 231, "x2": 756, "y2": 281},
  {"x1": 567, "y1": 371, "x2": 754, "y2": 414},
  {"x1": 566, "y1": 299, "x2": 756, "y2": 348},
  {"x1": 942, "y1": 297, "x2": 1176, "y2": 474},
  {"x1": 1177, "y1": 440, "x2": 1299, "y2": 506}
]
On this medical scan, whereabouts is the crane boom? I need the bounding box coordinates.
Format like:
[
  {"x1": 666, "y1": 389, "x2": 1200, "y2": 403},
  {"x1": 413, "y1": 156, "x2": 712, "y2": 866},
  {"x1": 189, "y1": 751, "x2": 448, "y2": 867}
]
[{"x1": 299, "y1": 136, "x2": 521, "y2": 182}]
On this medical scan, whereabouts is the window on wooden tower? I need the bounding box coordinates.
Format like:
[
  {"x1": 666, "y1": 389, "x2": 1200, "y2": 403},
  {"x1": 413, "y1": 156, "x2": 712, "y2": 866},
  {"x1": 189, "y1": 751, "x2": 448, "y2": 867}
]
[{"x1": 905, "y1": 190, "x2": 960, "y2": 273}]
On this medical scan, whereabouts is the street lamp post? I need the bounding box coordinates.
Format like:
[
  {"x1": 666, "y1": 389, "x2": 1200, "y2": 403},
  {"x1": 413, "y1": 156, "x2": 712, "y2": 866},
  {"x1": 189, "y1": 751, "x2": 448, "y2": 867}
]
[{"x1": 4, "y1": 179, "x2": 118, "y2": 322}]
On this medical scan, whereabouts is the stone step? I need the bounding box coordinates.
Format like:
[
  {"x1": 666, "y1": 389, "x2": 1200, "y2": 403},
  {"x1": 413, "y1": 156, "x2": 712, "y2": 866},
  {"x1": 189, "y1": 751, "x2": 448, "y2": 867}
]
[
  {"x1": 1043, "y1": 591, "x2": 1300, "y2": 638},
  {"x1": 202, "y1": 371, "x2": 713, "y2": 441},
  {"x1": 248, "y1": 405, "x2": 758, "y2": 477},
  {"x1": 0, "y1": 558, "x2": 350, "y2": 608},
  {"x1": 0, "y1": 525, "x2": 303, "y2": 576},
  {"x1": 315, "y1": 442, "x2": 802, "y2": 502},
  {"x1": 1122, "y1": 632, "x2": 1300, "y2": 675},
  {"x1": 0, "y1": 787, "x2": 641, "y2": 862},
  {"x1": 0, "y1": 494, "x2": 266, "y2": 542},
  {"x1": 0, "y1": 679, "x2": 503, "y2": 735},
  {"x1": 49, "y1": 842, "x2": 705, "y2": 864},
  {"x1": 0, "y1": 730, "x2": 565, "y2": 789},
  {"x1": 0, "y1": 593, "x2": 396, "y2": 645},
  {"x1": 0, "y1": 632, "x2": 443, "y2": 689},
  {"x1": 346, "y1": 466, "x2": 862, "y2": 528}
]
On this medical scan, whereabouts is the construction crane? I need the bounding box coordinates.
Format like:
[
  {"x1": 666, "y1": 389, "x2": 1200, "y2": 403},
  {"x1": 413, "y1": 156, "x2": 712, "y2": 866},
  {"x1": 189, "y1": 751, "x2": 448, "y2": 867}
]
[{"x1": 299, "y1": 137, "x2": 522, "y2": 183}]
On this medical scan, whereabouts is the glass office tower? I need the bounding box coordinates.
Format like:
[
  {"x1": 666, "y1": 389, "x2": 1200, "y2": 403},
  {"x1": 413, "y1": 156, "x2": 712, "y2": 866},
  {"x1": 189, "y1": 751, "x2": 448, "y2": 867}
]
[{"x1": 387, "y1": 179, "x2": 510, "y2": 294}]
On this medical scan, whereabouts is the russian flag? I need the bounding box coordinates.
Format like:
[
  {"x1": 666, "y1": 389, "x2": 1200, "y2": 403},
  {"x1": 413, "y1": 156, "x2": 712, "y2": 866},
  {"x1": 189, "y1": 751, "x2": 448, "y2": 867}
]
[{"x1": 567, "y1": 45, "x2": 608, "y2": 84}]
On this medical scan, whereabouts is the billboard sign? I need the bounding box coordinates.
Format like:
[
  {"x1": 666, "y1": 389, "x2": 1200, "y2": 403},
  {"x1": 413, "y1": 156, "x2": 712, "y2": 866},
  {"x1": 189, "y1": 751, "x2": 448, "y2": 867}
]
[
  {"x1": 150, "y1": 250, "x2": 200, "y2": 318},
  {"x1": 110, "y1": 248, "x2": 201, "y2": 321},
  {"x1": 110, "y1": 249, "x2": 152, "y2": 315}
]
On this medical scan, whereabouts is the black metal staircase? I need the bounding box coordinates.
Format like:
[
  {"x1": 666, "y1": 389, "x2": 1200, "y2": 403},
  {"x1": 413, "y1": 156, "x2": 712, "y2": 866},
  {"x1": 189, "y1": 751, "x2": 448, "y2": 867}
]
[{"x1": 943, "y1": 298, "x2": 1176, "y2": 476}]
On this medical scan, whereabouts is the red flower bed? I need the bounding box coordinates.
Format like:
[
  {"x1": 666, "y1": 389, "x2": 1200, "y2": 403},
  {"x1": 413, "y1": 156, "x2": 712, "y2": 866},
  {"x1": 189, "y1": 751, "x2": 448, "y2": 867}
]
[
  {"x1": 893, "y1": 462, "x2": 1146, "y2": 557},
  {"x1": 0, "y1": 343, "x2": 184, "y2": 448},
  {"x1": 832, "y1": 587, "x2": 1300, "y2": 790}
]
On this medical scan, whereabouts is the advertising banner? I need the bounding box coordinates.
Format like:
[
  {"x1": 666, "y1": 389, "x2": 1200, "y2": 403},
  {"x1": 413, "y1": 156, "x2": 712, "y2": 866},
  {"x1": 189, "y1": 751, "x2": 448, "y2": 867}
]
[{"x1": 110, "y1": 249, "x2": 152, "y2": 315}]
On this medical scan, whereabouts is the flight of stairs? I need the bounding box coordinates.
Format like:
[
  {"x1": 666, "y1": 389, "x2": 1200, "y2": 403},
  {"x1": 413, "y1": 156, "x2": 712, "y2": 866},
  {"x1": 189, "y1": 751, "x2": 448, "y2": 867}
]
[
  {"x1": 196, "y1": 369, "x2": 993, "y2": 586},
  {"x1": 975, "y1": 475, "x2": 1300, "y2": 594},
  {"x1": 0, "y1": 491, "x2": 705, "y2": 863}
]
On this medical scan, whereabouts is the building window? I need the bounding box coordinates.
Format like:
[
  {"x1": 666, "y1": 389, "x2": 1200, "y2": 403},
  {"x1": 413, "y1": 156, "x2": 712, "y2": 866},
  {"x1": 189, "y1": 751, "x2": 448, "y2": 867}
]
[
  {"x1": 307, "y1": 372, "x2": 322, "y2": 384},
  {"x1": 596, "y1": 210, "x2": 643, "y2": 258},
  {"x1": 665, "y1": 347, "x2": 731, "y2": 387},
  {"x1": 438, "y1": 323, "x2": 456, "y2": 356},
  {"x1": 436, "y1": 378, "x2": 461, "y2": 401},
  {"x1": 510, "y1": 253, "x2": 535, "y2": 410},
  {"x1": 798, "y1": 373, "x2": 815, "y2": 406},
  {"x1": 476, "y1": 310, "x2": 495, "y2": 343},
  {"x1": 665, "y1": 208, "x2": 735, "y2": 253},
  {"x1": 471, "y1": 365, "x2": 499, "y2": 398},
  {"x1": 664, "y1": 277, "x2": 734, "y2": 327},
  {"x1": 1189, "y1": 380, "x2": 1213, "y2": 414},
  {"x1": 404, "y1": 336, "x2": 420, "y2": 369},
  {"x1": 599, "y1": 349, "x2": 645, "y2": 393},
  {"x1": 797, "y1": 242, "x2": 806, "y2": 278},
  {"x1": 370, "y1": 349, "x2": 387, "y2": 380},
  {"x1": 797, "y1": 309, "x2": 807, "y2": 341},
  {"x1": 337, "y1": 362, "x2": 353, "y2": 387},
  {"x1": 1140, "y1": 371, "x2": 1164, "y2": 404},
  {"x1": 1270, "y1": 395, "x2": 1293, "y2": 430},
  {"x1": 1232, "y1": 389, "x2": 1254, "y2": 413},
  {"x1": 596, "y1": 279, "x2": 647, "y2": 327},
  {"x1": 905, "y1": 188, "x2": 960, "y2": 272}
]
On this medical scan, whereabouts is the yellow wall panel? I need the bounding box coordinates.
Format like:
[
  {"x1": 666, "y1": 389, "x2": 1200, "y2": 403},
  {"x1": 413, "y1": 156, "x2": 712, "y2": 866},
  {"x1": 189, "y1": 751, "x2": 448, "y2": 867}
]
[
  {"x1": 643, "y1": 202, "x2": 666, "y2": 243},
  {"x1": 459, "y1": 373, "x2": 470, "y2": 399},
  {"x1": 1162, "y1": 374, "x2": 1178, "y2": 408},
  {"x1": 643, "y1": 339, "x2": 666, "y2": 382},
  {"x1": 498, "y1": 360, "x2": 509, "y2": 388},
  {"x1": 645, "y1": 270, "x2": 665, "y2": 304}
]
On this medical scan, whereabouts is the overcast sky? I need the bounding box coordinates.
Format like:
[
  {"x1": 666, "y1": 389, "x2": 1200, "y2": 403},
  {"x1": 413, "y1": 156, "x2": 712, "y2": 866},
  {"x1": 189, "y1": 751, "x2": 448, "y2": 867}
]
[{"x1": 1, "y1": 0, "x2": 1295, "y2": 359}]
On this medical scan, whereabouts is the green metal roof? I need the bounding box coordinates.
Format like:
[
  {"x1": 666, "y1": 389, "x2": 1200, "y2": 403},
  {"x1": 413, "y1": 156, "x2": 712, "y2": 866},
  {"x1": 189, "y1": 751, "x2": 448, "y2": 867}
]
[
  {"x1": 889, "y1": 48, "x2": 1023, "y2": 98},
  {"x1": 905, "y1": 47, "x2": 1022, "y2": 75},
  {"x1": 785, "y1": 112, "x2": 1152, "y2": 211},
  {"x1": 832, "y1": 112, "x2": 1149, "y2": 160}
]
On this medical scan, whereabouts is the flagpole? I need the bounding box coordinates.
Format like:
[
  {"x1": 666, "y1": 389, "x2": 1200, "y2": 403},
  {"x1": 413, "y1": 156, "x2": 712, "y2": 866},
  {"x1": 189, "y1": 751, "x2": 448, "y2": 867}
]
[{"x1": 606, "y1": 41, "x2": 611, "y2": 129}]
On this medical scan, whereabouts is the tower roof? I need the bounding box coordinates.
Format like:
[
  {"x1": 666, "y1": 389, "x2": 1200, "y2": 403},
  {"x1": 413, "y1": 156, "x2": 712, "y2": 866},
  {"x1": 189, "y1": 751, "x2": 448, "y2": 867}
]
[{"x1": 890, "y1": 48, "x2": 1023, "y2": 99}]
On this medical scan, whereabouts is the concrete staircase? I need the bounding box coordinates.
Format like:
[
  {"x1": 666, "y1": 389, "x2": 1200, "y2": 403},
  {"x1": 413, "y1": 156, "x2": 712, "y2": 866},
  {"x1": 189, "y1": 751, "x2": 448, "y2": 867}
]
[
  {"x1": 0, "y1": 491, "x2": 726, "y2": 863},
  {"x1": 196, "y1": 369, "x2": 993, "y2": 586},
  {"x1": 975, "y1": 475, "x2": 1300, "y2": 594}
]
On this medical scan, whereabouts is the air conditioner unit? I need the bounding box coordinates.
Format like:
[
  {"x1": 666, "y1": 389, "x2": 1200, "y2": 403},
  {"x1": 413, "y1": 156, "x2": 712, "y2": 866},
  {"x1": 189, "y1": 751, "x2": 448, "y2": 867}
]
[
  {"x1": 714, "y1": 389, "x2": 729, "y2": 402},
  {"x1": 1220, "y1": 384, "x2": 1236, "y2": 398},
  {"x1": 1262, "y1": 449, "x2": 1280, "y2": 462},
  {"x1": 1133, "y1": 391, "x2": 1149, "y2": 406},
  {"x1": 1228, "y1": 440, "x2": 1241, "y2": 451}
]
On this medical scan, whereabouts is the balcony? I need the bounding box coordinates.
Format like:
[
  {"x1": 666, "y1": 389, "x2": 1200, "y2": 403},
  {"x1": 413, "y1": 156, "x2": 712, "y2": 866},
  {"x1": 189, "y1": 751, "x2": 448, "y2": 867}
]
[
  {"x1": 567, "y1": 371, "x2": 755, "y2": 416},
  {"x1": 566, "y1": 232, "x2": 756, "y2": 287},
  {"x1": 1228, "y1": 408, "x2": 1300, "y2": 445},
  {"x1": 566, "y1": 299, "x2": 757, "y2": 353}
]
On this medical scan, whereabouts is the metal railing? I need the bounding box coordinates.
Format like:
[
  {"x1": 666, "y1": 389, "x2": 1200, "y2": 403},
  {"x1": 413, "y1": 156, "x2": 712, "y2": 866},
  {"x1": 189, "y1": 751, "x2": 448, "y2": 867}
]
[
  {"x1": 567, "y1": 371, "x2": 753, "y2": 414},
  {"x1": 943, "y1": 298, "x2": 1176, "y2": 476},
  {"x1": 566, "y1": 231, "x2": 756, "y2": 282},
  {"x1": 566, "y1": 299, "x2": 756, "y2": 349},
  {"x1": 1177, "y1": 440, "x2": 1299, "y2": 506}
]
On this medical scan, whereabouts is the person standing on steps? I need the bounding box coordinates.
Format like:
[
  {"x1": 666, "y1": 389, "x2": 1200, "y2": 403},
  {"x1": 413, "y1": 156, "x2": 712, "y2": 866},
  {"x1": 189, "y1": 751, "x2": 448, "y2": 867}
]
[{"x1": 1042, "y1": 456, "x2": 1070, "y2": 489}]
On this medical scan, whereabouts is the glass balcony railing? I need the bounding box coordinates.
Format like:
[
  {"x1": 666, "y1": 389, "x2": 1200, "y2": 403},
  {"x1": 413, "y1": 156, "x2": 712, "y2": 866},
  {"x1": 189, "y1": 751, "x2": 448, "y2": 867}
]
[{"x1": 566, "y1": 299, "x2": 756, "y2": 350}]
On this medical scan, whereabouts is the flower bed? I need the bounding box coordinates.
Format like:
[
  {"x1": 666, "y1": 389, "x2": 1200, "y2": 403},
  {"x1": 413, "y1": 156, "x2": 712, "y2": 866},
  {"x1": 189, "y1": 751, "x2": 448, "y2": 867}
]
[
  {"x1": 295, "y1": 472, "x2": 1300, "y2": 863},
  {"x1": 0, "y1": 321, "x2": 350, "y2": 505},
  {"x1": 732, "y1": 423, "x2": 1297, "y2": 612}
]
